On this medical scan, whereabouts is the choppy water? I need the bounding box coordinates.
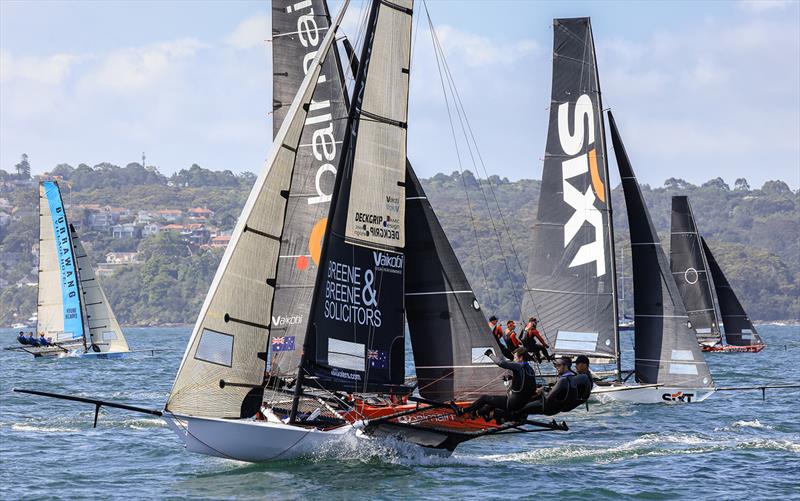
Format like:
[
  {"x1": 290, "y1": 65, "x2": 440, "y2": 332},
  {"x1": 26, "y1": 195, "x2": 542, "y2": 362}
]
[{"x1": 1, "y1": 325, "x2": 798, "y2": 500}]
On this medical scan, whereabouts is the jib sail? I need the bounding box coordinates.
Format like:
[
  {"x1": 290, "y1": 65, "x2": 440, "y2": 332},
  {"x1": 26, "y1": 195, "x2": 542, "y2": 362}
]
[
  {"x1": 404, "y1": 164, "x2": 507, "y2": 401},
  {"x1": 701, "y1": 237, "x2": 765, "y2": 348},
  {"x1": 166, "y1": 2, "x2": 348, "y2": 419},
  {"x1": 670, "y1": 196, "x2": 722, "y2": 347},
  {"x1": 302, "y1": 0, "x2": 413, "y2": 394},
  {"x1": 268, "y1": 0, "x2": 350, "y2": 376},
  {"x1": 522, "y1": 17, "x2": 619, "y2": 362},
  {"x1": 37, "y1": 181, "x2": 85, "y2": 344},
  {"x1": 69, "y1": 224, "x2": 129, "y2": 353},
  {"x1": 609, "y1": 112, "x2": 713, "y2": 388}
]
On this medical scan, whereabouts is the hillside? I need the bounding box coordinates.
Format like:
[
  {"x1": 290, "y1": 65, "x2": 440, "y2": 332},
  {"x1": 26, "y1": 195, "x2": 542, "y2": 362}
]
[{"x1": 0, "y1": 163, "x2": 797, "y2": 325}]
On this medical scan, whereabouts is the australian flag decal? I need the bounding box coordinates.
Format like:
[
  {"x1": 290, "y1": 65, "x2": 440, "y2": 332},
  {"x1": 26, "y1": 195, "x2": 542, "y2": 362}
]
[
  {"x1": 271, "y1": 335, "x2": 295, "y2": 352},
  {"x1": 368, "y1": 349, "x2": 388, "y2": 369}
]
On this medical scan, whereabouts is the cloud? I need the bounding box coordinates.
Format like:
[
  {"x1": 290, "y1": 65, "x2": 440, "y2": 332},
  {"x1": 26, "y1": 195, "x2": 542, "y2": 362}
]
[
  {"x1": 78, "y1": 38, "x2": 207, "y2": 93},
  {"x1": 0, "y1": 49, "x2": 80, "y2": 85},
  {"x1": 431, "y1": 24, "x2": 540, "y2": 67},
  {"x1": 226, "y1": 13, "x2": 269, "y2": 50}
]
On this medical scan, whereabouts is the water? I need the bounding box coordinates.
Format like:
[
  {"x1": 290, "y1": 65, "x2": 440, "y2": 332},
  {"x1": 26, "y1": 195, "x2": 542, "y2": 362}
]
[{"x1": 1, "y1": 325, "x2": 798, "y2": 500}]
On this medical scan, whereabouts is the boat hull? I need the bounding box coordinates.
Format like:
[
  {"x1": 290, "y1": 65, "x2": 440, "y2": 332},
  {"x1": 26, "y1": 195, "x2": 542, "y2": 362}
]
[
  {"x1": 593, "y1": 385, "x2": 715, "y2": 404},
  {"x1": 163, "y1": 413, "x2": 355, "y2": 462},
  {"x1": 701, "y1": 344, "x2": 765, "y2": 353}
]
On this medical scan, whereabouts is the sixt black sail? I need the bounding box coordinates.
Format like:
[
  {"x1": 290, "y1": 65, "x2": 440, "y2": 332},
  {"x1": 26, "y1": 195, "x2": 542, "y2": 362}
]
[
  {"x1": 405, "y1": 164, "x2": 507, "y2": 401},
  {"x1": 302, "y1": 0, "x2": 413, "y2": 393},
  {"x1": 608, "y1": 111, "x2": 713, "y2": 389},
  {"x1": 522, "y1": 17, "x2": 619, "y2": 363},
  {"x1": 701, "y1": 238, "x2": 765, "y2": 348},
  {"x1": 670, "y1": 196, "x2": 722, "y2": 347}
]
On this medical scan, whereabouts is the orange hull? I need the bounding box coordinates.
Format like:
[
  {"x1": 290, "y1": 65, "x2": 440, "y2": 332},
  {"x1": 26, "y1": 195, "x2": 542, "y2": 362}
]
[
  {"x1": 702, "y1": 344, "x2": 765, "y2": 353},
  {"x1": 345, "y1": 400, "x2": 501, "y2": 433}
]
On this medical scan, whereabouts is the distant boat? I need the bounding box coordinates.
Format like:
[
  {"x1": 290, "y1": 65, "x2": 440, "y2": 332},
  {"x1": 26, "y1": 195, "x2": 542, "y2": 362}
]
[
  {"x1": 10, "y1": 323, "x2": 28, "y2": 330},
  {"x1": 11, "y1": 181, "x2": 130, "y2": 358},
  {"x1": 701, "y1": 236, "x2": 766, "y2": 353}
]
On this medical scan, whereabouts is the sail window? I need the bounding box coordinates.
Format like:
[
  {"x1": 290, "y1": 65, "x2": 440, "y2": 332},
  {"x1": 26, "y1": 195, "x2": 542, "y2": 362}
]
[
  {"x1": 670, "y1": 349, "x2": 694, "y2": 361},
  {"x1": 103, "y1": 331, "x2": 117, "y2": 341},
  {"x1": 471, "y1": 348, "x2": 493, "y2": 364},
  {"x1": 195, "y1": 329, "x2": 234, "y2": 367},
  {"x1": 328, "y1": 338, "x2": 364, "y2": 372},
  {"x1": 554, "y1": 331, "x2": 599, "y2": 352},
  {"x1": 668, "y1": 363, "x2": 698, "y2": 376}
]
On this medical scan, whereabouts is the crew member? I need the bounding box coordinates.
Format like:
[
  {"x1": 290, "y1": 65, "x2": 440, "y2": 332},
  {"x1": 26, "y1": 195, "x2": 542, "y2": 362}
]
[
  {"x1": 521, "y1": 356, "x2": 577, "y2": 416},
  {"x1": 504, "y1": 320, "x2": 522, "y2": 350},
  {"x1": 27, "y1": 332, "x2": 39, "y2": 347},
  {"x1": 17, "y1": 331, "x2": 28, "y2": 345},
  {"x1": 520, "y1": 317, "x2": 552, "y2": 363},
  {"x1": 568, "y1": 355, "x2": 594, "y2": 409},
  {"x1": 38, "y1": 333, "x2": 50, "y2": 347},
  {"x1": 455, "y1": 347, "x2": 537, "y2": 421},
  {"x1": 488, "y1": 316, "x2": 513, "y2": 359}
]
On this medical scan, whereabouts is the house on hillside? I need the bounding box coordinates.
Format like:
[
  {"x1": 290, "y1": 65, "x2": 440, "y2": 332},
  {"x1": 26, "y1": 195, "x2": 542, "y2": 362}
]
[
  {"x1": 210, "y1": 235, "x2": 231, "y2": 248},
  {"x1": 187, "y1": 207, "x2": 214, "y2": 222},
  {"x1": 0, "y1": 211, "x2": 10, "y2": 227},
  {"x1": 105, "y1": 252, "x2": 141, "y2": 264},
  {"x1": 156, "y1": 209, "x2": 183, "y2": 222},
  {"x1": 111, "y1": 223, "x2": 141, "y2": 239},
  {"x1": 142, "y1": 222, "x2": 162, "y2": 236}
]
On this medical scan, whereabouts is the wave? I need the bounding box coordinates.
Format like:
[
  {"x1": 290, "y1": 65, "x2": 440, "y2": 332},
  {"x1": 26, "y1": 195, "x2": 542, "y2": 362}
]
[{"x1": 11, "y1": 423, "x2": 80, "y2": 433}]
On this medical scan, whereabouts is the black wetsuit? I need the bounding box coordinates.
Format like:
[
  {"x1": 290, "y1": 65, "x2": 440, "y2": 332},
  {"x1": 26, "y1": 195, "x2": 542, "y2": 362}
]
[
  {"x1": 17, "y1": 335, "x2": 28, "y2": 345},
  {"x1": 491, "y1": 324, "x2": 514, "y2": 360},
  {"x1": 520, "y1": 332, "x2": 549, "y2": 363},
  {"x1": 521, "y1": 370, "x2": 577, "y2": 416},
  {"x1": 462, "y1": 353, "x2": 537, "y2": 417}
]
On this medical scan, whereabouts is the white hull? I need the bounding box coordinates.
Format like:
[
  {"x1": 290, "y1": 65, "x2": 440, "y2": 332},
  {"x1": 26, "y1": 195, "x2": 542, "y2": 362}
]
[
  {"x1": 163, "y1": 413, "x2": 356, "y2": 462},
  {"x1": 592, "y1": 384, "x2": 715, "y2": 404}
]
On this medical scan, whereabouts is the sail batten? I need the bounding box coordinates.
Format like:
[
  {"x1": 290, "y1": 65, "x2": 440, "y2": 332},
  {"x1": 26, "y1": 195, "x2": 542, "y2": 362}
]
[
  {"x1": 166, "y1": 1, "x2": 349, "y2": 418},
  {"x1": 608, "y1": 111, "x2": 713, "y2": 389},
  {"x1": 522, "y1": 17, "x2": 618, "y2": 362}
]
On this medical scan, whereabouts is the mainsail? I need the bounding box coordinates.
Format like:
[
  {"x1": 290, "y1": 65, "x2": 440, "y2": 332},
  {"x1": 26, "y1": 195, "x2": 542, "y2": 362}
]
[
  {"x1": 405, "y1": 164, "x2": 506, "y2": 401},
  {"x1": 268, "y1": 0, "x2": 350, "y2": 376},
  {"x1": 302, "y1": 0, "x2": 413, "y2": 394},
  {"x1": 701, "y1": 237, "x2": 765, "y2": 347},
  {"x1": 69, "y1": 224, "x2": 129, "y2": 353},
  {"x1": 37, "y1": 181, "x2": 85, "y2": 344},
  {"x1": 523, "y1": 17, "x2": 619, "y2": 363},
  {"x1": 608, "y1": 111, "x2": 713, "y2": 388},
  {"x1": 670, "y1": 196, "x2": 721, "y2": 346},
  {"x1": 166, "y1": 2, "x2": 348, "y2": 419}
]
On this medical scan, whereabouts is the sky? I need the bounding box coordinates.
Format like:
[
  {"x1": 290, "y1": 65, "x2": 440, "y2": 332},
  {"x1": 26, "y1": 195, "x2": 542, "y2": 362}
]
[{"x1": 1, "y1": 0, "x2": 798, "y2": 189}]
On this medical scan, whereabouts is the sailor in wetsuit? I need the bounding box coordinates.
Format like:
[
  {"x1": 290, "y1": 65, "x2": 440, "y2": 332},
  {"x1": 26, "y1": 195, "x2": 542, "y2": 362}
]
[
  {"x1": 488, "y1": 315, "x2": 513, "y2": 359},
  {"x1": 17, "y1": 331, "x2": 28, "y2": 345},
  {"x1": 456, "y1": 347, "x2": 537, "y2": 421},
  {"x1": 519, "y1": 356, "x2": 577, "y2": 416}
]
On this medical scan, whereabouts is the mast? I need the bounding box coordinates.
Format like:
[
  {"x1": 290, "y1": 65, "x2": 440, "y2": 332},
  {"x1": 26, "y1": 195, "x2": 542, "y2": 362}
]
[
  {"x1": 590, "y1": 19, "x2": 622, "y2": 381},
  {"x1": 608, "y1": 111, "x2": 713, "y2": 389}
]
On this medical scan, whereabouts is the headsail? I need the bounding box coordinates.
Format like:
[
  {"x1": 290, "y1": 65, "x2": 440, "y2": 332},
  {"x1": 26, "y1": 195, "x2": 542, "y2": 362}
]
[
  {"x1": 303, "y1": 0, "x2": 413, "y2": 393},
  {"x1": 405, "y1": 164, "x2": 506, "y2": 401},
  {"x1": 166, "y1": 2, "x2": 349, "y2": 419},
  {"x1": 670, "y1": 196, "x2": 721, "y2": 346},
  {"x1": 608, "y1": 111, "x2": 713, "y2": 388},
  {"x1": 701, "y1": 238, "x2": 764, "y2": 348},
  {"x1": 268, "y1": 0, "x2": 350, "y2": 376},
  {"x1": 37, "y1": 181, "x2": 85, "y2": 344},
  {"x1": 522, "y1": 17, "x2": 619, "y2": 362},
  {"x1": 69, "y1": 224, "x2": 129, "y2": 353}
]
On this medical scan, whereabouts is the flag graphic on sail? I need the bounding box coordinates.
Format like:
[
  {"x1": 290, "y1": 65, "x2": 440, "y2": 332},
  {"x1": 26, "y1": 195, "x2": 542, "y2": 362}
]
[
  {"x1": 701, "y1": 238, "x2": 765, "y2": 348},
  {"x1": 303, "y1": 0, "x2": 412, "y2": 393},
  {"x1": 670, "y1": 196, "x2": 722, "y2": 346},
  {"x1": 166, "y1": 3, "x2": 348, "y2": 419},
  {"x1": 268, "y1": 0, "x2": 349, "y2": 376},
  {"x1": 608, "y1": 111, "x2": 713, "y2": 388},
  {"x1": 522, "y1": 17, "x2": 618, "y2": 361},
  {"x1": 37, "y1": 181, "x2": 85, "y2": 343}
]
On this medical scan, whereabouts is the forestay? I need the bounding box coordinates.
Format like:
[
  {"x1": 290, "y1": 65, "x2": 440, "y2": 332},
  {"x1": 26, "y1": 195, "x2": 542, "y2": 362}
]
[
  {"x1": 670, "y1": 196, "x2": 721, "y2": 346},
  {"x1": 608, "y1": 112, "x2": 713, "y2": 389},
  {"x1": 166, "y1": 2, "x2": 349, "y2": 419},
  {"x1": 522, "y1": 17, "x2": 619, "y2": 362},
  {"x1": 268, "y1": 0, "x2": 350, "y2": 376},
  {"x1": 69, "y1": 225, "x2": 129, "y2": 353},
  {"x1": 304, "y1": 0, "x2": 413, "y2": 393},
  {"x1": 37, "y1": 181, "x2": 85, "y2": 344},
  {"x1": 701, "y1": 238, "x2": 765, "y2": 348},
  {"x1": 405, "y1": 164, "x2": 507, "y2": 401}
]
